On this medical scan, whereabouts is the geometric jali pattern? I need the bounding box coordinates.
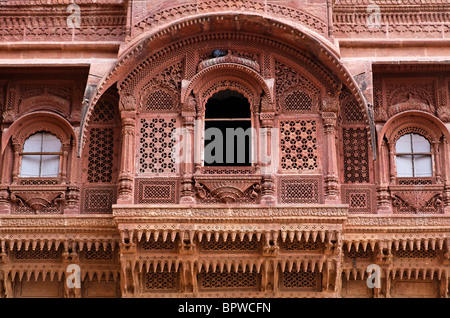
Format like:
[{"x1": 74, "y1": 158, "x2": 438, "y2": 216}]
[
  {"x1": 342, "y1": 187, "x2": 373, "y2": 213},
  {"x1": 87, "y1": 128, "x2": 114, "y2": 183},
  {"x1": 279, "y1": 177, "x2": 321, "y2": 204},
  {"x1": 138, "y1": 118, "x2": 177, "y2": 174},
  {"x1": 280, "y1": 120, "x2": 318, "y2": 171},
  {"x1": 82, "y1": 187, "x2": 116, "y2": 214},
  {"x1": 199, "y1": 270, "x2": 259, "y2": 290},
  {"x1": 280, "y1": 271, "x2": 319, "y2": 290},
  {"x1": 343, "y1": 127, "x2": 370, "y2": 183},
  {"x1": 135, "y1": 179, "x2": 178, "y2": 204}
]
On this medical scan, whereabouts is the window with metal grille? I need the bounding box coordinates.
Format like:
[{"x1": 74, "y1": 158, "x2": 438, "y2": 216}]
[
  {"x1": 204, "y1": 90, "x2": 252, "y2": 167},
  {"x1": 19, "y1": 132, "x2": 62, "y2": 178},
  {"x1": 395, "y1": 133, "x2": 432, "y2": 177}
]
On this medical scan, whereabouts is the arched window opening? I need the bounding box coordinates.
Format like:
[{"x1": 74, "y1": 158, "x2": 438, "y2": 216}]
[
  {"x1": 204, "y1": 90, "x2": 252, "y2": 167},
  {"x1": 395, "y1": 133, "x2": 432, "y2": 177},
  {"x1": 19, "y1": 132, "x2": 62, "y2": 178}
]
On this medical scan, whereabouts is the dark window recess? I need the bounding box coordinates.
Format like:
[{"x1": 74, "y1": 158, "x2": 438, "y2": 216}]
[{"x1": 204, "y1": 90, "x2": 252, "y2": 167}]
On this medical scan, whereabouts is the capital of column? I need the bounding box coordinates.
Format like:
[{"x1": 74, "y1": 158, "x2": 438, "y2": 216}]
[
  {"x1": 260, "y1": 112, "x2": 275, "y2": 128},
  {"x1": 322, "y1": 112, "x2": 337, "y2": 133},
  {"x1": 119, "y1": 93, "x2": 136, "y2": 112},
  {"x1": 181, "y1": 112, "x2": 196, "y2": 126}
]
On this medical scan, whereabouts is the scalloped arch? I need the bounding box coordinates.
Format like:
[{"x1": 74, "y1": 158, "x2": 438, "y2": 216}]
[
  {"x1": 182, "y1": 63, "x2": 274, "y2": 111},
  {"x1": 2, "y1": 112, "x2": 77, "y2": 155},
  {"x1": 378, "y1": 111, "x2": 450, "y2": 151},
  {"x1": 79, "y1": 12, "x2": 373, "y2": 157}
]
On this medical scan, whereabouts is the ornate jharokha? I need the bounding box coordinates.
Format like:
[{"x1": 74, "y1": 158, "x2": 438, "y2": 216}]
[{"x1": 0, "y1": 0, "x2": 449, "y2": 298}]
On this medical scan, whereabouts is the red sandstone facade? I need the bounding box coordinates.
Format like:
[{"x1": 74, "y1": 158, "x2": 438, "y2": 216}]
[{"x1": 0, "y1": 0, "x2": 449, "y2": 298}]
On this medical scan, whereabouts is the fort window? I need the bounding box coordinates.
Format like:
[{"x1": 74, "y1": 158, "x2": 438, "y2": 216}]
[
  {"x1": 19, "y1": 132, "x2": 62, "y2": 178},
  {"x1": 204, "y1": 90, "x2": 252, "y2": 167},
  {"x1": 395, "y1": 133, "x2": 432, "y2": 178}
]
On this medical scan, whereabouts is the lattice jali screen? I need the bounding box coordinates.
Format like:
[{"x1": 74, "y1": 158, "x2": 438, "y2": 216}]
[
  {"x1": 87, "y1": 128, "x2": 114, "y2": 183},
  {"x1": 280, "y1": 270, "x2": 320, "y2": 290},
  {"x1": 342, "y1": 96, "x2": 365, "y2": 124},
  {"x1": 141, "y1": 87, "x2": 177, "y2": 112},
  {"x1": 394, "y1": 248, "x2": 437, "y2": 259},
  {"x1": 282, "y1": 239, "x2": 320, "y2": 251},
  {"x1": 198, "y1": 270, "x2": 260, "y2": 290},
  {"x1": 280, "y1": 120, "x2": 318, "y2": 171},
  {"x1": 200, "y1": 237, "x2": 259, "y2": 253},
  {"x1": 278, "y1": 177, "x2": 322, "y2": 204},
  {"x1": 201, "y1": 167, "x2": 253, "y2": 174},
  {"x1": 347, "y1": 247, "x2": 371, "y2": 259},
  {"x1": 90, "y1": 98, "x2": 117, "y2": 124},
  {"x1": 281, "y1": 89, "x2": 314, "y2": 113},
  {"x1": 397, "y1": 178, "x2": 433, "y2": 186},
  {"x1": 141, "y1": 237, "x2": 177, "y2": 252},
  {"x1": 135, "y1": 179, "x2": 178, "y2": 204},
  {"x1": 138, "y1": 117, "x2": 177, "y2": 174},
  {"x1": 82, "y1": 187, "x2": 116, "y2": 214},
  {"x1": 83, "y1": 246, "x2": 114, "y2": 261},
  {"x1": 342, "y1": 127, "x2": 370, "y2": 183},
  {"x1": 18, "y1": 179, "x2": 59, "y2": 186},
  {"x1": 14, "y1": 248, "x2": 62, "y2": 260},
  {"x1": 342, "y1": 186, "x2": 374, "y2": 213},
  {"x1": 143, "y1": 270, "x2": 178, "y2": 291}
]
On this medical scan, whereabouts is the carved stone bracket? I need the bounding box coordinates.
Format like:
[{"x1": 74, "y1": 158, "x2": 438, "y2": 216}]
[
  {"x1": 390, "y1": 186, "x2": 444, "y2": 214},
  {"x1": 10, "y1": 190, "x2": 65, "y2": 213},
  {"x1": 194, "y1": 175, "x2": 262, "y2": 204}
]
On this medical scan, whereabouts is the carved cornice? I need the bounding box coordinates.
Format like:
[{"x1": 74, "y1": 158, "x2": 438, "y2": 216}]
[
  {"x1": 0, "y1": 215, "x2": 116, "y2": 228},
  {"x1": 2, "y1": 0, "x2": 123, "y2": 5},
  {"x1": 345, "y1": 215, "x2": 450, "y2": 229},
  {"x1": 113, "y1": 205, "x2": 349, "y2": 219}
]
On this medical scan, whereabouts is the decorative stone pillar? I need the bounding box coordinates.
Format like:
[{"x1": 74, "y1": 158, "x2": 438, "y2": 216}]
[
  {"x1": 194, "y1": 98, "x2": 204, "y2": 175},
  {"x1": 442, "y1": 136, "x2": 450, "y2": 214},
  {"x1": 60, "y1": 143, "x2": 70, "y2": 185},
  {"x1": 388, "y1": 142, "x2": 396, "y2": 183},
  {"x1": 117, "y1": 94, "x2": 136, "y2": 204},
  {"x1": 259, "y1": 112, "x2": 276, "y2": 205},
  {"x1": 180, "y1": 94, "x2": 197, "y2": 204},
  {"x1": 432, "y1": 141, "x2": 442, "y2": 183},
  {"x1": 0, "y1": 185, "x2": 10, "y2": 214},
  {"x1": 322, "y1": 111, "x2": 339, "y2": 202},
  {"x1": 11, "y1": 138, "x2": 21, "y2": 185},
  {"x1": 377, "y1": 139, "x2": 392, "y2": 214},
  {"x1": 64, "y1": 184, "x2": 80, "y2": 214}
]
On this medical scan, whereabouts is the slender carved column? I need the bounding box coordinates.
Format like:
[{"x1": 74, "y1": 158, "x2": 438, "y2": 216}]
[
  {"x1": 377, "y1": 139, "x2": 392, "y2": 214},
  {"x1": 388, "y1": 142, "x2": 396, "y2": 183},
  {"x1": 432, "y1": 141, "x2": 442, "y2": 183},
  {"x1": 194, "y1": 102, "x2": 204, "y2": 174},
  {"x1": 60, "y1": 143, "x2": 70, "y2": 185},
  {"x1": 259, "y1": 112, "x2": 275, "y2": 205},
  {"x1": 442, "y1": 136, "x2": 450, "y2": 214},
  {"x1": 322, "y1": 112, "x2": 339, "y2": 202},
  {"x1": 11, "y1": 138, "x2": 21, "y2": 185},
  {"x1": 117, "y1": 94, "x2": 136, "y2": 204},
  {"x1": 180, "y1": 98, "x2": 196, "y2": 204}
]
